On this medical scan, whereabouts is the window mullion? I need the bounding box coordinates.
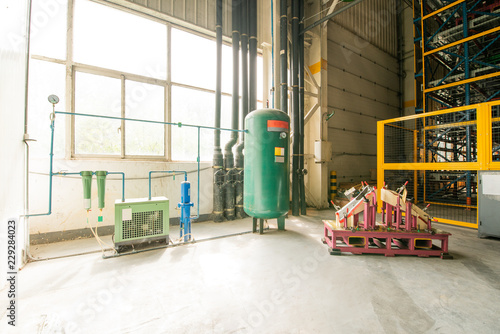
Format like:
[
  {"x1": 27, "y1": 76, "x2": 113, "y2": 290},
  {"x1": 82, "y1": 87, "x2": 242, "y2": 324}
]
[
  {"x1": 121, "y1": 74, "x2": 125, "y2": 158},
  {"x1": 166, "y1": 23, "x2": 172, "y2": 161},
  {"x1": 68, "y1": 0, "x2": 75, "y2": 159}
]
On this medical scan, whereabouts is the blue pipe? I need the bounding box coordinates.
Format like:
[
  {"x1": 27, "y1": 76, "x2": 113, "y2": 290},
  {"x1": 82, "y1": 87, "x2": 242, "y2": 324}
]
[
  {"x1": 32, "y1": 109, "x2": 221, "y2": 218},
  {"x1": 193, "y1": 127, "x2": 201, "y2": 220},
  {"x1": 148, "y1": 171, "x2": 188, "y2": 200},
  {"x1": 54, "y1": 111, "x2": 246, "y2": 133}
]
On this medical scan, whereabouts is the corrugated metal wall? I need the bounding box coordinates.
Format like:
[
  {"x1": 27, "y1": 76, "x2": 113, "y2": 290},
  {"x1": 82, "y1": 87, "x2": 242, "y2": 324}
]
[
  {"x1": 126, "y1": 0, "x2": 226, "y2": 34},
  {"x1": 123, "y1": 0, "x2": 270, "y2": 44},
  {"x1": 333, "y1": 0, "x2": 398, "y2": 57},
  {"x1": 327, "y1": 18, "x2": 400, "y2": 184}
]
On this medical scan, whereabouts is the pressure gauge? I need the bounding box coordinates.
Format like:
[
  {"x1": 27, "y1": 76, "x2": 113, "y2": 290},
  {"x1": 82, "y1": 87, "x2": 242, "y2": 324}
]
[{"x1": 48, "y1": 95, "x2": 60, "y2": 104}]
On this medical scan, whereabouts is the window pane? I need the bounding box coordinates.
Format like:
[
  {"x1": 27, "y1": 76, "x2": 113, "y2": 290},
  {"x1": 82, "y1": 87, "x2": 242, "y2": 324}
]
[
  {"x1": 125, "y1": 80, "x2": 164, "y2": 156},
  {"x1": 30, "y1": 0, "x2": 67, "y2": 60},
  {"x1": 257, "y1": 56, "x2": 263, "y2": 102},
  {"x1": 74, "y1": 0, "x2": 166, "y2": 79},
  {"x1": 171, "y1": 29, "x2": 216, "y2": 91},
  {"x1": 27, "y1": 59, "x2": 66, "y2": 158},
  {"x1": 171, "y1": 85, "x2": 233, "y2": 161},
  {"x1": 74, "y1": 72, "x2": 121, "y2": 155},
  {"x1": 220, "y1": 95, "x2": 233, "y2": 151}
]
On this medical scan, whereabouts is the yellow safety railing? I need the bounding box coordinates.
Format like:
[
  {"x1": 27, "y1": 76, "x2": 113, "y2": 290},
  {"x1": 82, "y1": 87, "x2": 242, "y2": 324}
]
[{"x1": 377, "y1": 101, "x2": 500, "y2": 228}]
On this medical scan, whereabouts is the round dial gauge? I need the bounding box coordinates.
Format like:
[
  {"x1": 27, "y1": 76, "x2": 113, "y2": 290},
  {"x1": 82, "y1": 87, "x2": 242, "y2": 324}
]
[{"x1": 48, "y1": 95, "x2": 60, "y2": 104}]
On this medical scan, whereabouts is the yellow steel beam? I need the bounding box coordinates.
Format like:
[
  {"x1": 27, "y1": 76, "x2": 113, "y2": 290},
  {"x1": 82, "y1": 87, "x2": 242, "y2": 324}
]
[
  {"x1": 382, "y1": 162, "x2": 481, "y2": 171},
  {"x1": 488, "y1": 101, "x2": 500, "y2": 108},
  {"x1": 423, "y1": 119, "x2": 477, "y2": 131},
  {"x1": 424, "y1": 26, "x2": 500, "y2": 56},
  {"x1": 434, "y1": 217, "x2": 478, "y2": 229},
  {"x1": 422, "y1": 0, "x2": 465, "y2": 20},
  {"x1": 424, "y1": 71, "x2": 500, "y2": 93},
  {"x1": 489, "y1": 163, "x2": 500, "y2": 170},
  {"x1": 377, "y1": 121, "x2": 385, "y2": 213},
  {"x1": 477, "y1": 103, "x2": 490, "y2": 169},
  {"x1": 385, "y1": 123, "x2": 414, "y2": 132},
  {"x1": 414, "y1": 129, "x2": 418, "y2": 201},
  {"x1": 425, "y1": 201, "x2": 476, "y2": 209},
  {"x1": 379, "y1": 103, "x2": 483, "y2": 125}
]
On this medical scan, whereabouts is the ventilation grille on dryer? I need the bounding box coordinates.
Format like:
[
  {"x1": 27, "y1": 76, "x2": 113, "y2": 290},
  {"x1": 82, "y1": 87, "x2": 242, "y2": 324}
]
[{"x1": 122, "y1": 210, "x2": 163, "y2": 240}]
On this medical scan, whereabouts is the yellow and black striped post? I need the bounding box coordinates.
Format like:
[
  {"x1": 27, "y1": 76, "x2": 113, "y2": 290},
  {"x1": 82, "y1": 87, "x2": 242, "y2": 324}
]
[{"x1": 330, "y1": 171, "x2": 337, "y2": 203}]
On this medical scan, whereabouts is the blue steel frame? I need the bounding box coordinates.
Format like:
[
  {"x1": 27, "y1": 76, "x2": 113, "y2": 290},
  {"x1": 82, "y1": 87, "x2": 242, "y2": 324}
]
[{"x1": 413, "y1": 0, "x2": 500, "y2": 214}]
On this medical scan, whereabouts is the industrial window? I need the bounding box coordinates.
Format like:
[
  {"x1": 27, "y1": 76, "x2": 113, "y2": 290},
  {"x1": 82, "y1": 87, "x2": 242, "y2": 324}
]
[
  {"x1": 72, "y1": 0, "x2": 167, "y2": 158},
  {"x1": 73, "y1": 72, "x2": 122, "y2": 156},
  {"x1": 170, "y1": 28, "x2": 264, "y2": 161},
  {"x1": 27, "y1": 0, "x2": 262, "y2": 162},
  {"x1": 170, "y1": 85, "x2": 233, "y2": 161},
  {"x1": 73, "y1": 0, "x2": 167, "y2": 79},
  {"x1": 72, "y1": 71, "x2": 166, "y2": 157}
]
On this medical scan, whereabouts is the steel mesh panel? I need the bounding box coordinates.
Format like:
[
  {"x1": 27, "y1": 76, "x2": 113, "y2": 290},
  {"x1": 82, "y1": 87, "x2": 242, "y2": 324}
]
[
  {"x1": 384, "y1": 170, "x2": 477, "y2": 225},
  {"x1": 492, "y1": 106, "x2": 500, "y2": 161},
  {"x1": 423, "y1": 109, "x2": 477, "y2": 163},
  {"x1": 122, "y1": 210, "x2": 163, "y2": 240},
  {"x1": 384, "y1": 120, "x2": 417, "y2": 163},
  {"x1": 384, "y1": 109, "x2": 478, "y2": 164}
]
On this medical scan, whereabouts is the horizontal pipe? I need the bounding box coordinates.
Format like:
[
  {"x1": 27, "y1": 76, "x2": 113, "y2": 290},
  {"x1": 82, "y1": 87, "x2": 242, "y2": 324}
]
[
  {"x1": 52, "y1": 171, "x2": 125, "y2": 202},
  {"x1": 149, "y1": 170, "x2": 188, "y2": 200},
  {"x1": 54, "y1": 111, "x2": 247, "y2": 133}
]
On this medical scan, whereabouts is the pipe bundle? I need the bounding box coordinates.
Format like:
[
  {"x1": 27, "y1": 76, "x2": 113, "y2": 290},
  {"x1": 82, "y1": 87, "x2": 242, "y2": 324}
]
[{"x1": 213, "y1": 0, "x2": 257, "y2": 221}]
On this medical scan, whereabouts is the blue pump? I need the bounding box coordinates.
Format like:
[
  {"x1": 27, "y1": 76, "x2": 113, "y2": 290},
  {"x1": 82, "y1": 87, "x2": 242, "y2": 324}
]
[{"x1": 178, "y1": 181, "x2": 194, "y2": 242}]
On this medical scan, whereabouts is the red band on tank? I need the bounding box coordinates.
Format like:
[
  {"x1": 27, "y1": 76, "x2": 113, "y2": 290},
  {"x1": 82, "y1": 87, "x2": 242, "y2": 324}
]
[{"x1": 267, "y1": 120, "x2": 289, "y2": 131}]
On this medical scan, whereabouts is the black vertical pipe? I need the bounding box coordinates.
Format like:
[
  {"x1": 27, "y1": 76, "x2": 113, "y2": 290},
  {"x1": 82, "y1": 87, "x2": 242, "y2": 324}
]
[
  {"x1": 280, "y1": 0, "x2": 288, "y2": 115},
  {"x1": 298, "y1": 0, "x2": 306, "y2": 215},
  {"x1": 249, "y1": 0, "x2": 257, "y2": 113},
  {"x1": 235, "y1": 0, "x2": 249, "y2": 219},
  {"x1": 237, "y1": 0, "x2": 249, "y2": 167},
  {"x1": 224, "y1": 0, "x2": 240, "y2": 221},
  {"x1": 213, "y1": 0, "x2": 224, "y2": 222},
  {"x1": 291, "y1": 0, "x2": 299, "y2": 216}
]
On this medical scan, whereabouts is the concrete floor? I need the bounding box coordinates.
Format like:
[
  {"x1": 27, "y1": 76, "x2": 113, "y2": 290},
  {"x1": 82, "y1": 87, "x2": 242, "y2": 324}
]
[{"x1": 1, "y1": 209, "x2": 500, "y2": 333}]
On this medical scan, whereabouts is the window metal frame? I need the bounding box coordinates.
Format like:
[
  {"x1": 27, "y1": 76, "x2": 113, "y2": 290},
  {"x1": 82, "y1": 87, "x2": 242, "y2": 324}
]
[{"x1": 29, "y1": 0, "x2": 263, "y2": 162}]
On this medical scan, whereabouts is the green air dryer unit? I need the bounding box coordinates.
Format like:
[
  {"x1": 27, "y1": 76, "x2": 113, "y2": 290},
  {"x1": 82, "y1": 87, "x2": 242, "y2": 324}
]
[{"x1": 114, "y1": 197, "x2": 169, "y2": 248}]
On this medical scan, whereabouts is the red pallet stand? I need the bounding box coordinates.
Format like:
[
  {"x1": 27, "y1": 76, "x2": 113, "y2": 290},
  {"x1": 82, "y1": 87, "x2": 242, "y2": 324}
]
[{"x1": 323, "y1": 220, "x2": 452, "y2": 259}]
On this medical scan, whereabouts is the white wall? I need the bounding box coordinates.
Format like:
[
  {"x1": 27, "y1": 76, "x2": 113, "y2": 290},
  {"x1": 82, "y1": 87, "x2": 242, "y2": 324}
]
[
  {"x1": 0, "y1": 0, "x2": 30, "y2": 277},
  {"x1": 25, "y1": 0, "x2": 269, "y2": 238},
  {"x1": 28, "y1": 158, "x2": 212, "y2": 235}
]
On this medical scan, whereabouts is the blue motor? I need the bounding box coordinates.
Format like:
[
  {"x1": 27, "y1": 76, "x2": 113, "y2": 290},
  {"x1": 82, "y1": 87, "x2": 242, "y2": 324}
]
[{"x1": 178, "y1": 180, "x2": 194, "y2": 242}]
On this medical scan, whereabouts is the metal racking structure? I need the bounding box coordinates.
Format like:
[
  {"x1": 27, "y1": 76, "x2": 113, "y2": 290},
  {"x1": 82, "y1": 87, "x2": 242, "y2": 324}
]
[{"x1": 405, "y1": 0, "x2": 500, "y2": 226}]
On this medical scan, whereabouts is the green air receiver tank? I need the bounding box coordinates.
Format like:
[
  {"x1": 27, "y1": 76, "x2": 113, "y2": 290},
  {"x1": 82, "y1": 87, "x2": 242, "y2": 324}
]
[{"x1": 244, "y1": 108, "x2": 290, "y2": 219}]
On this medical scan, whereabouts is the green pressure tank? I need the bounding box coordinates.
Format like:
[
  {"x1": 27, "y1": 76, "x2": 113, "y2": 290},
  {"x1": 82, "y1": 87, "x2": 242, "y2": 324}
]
[{"x1": 244, "y1": 108, "x2": 290, "y2": 219}]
